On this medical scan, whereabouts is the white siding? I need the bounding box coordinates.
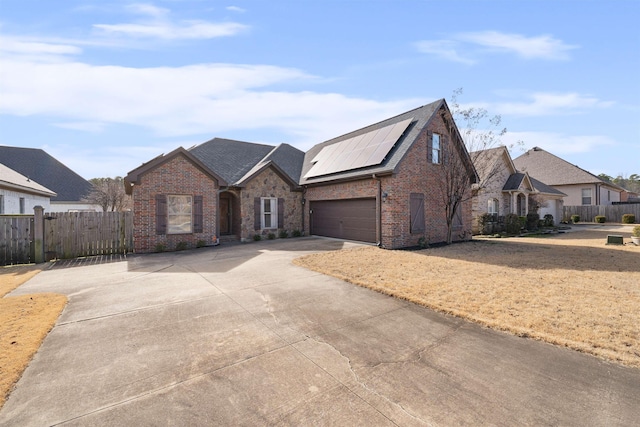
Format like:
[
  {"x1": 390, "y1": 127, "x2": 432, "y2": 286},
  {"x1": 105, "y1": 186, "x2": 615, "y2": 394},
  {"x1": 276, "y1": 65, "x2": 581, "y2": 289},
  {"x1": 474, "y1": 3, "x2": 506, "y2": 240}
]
[
  {"x1": 0, "y1": 188, "x2": 51, "y2": 214},
  {"x1": 50, "y1": 202, "x2": 103, "y2": 212}
]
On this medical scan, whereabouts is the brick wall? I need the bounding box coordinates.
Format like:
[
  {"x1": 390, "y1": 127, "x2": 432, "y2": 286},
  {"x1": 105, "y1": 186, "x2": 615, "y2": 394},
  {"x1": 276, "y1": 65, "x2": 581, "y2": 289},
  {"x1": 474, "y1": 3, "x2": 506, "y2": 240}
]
[
  {"x1": 304, "y1": 110, "x2": 473, "y2": 249},
  {"x1": 240, "y1": 167, "x2": 303, "y2": 241},
  {"x1": 131, "y1": 155, "x2": 219, "y2": 253},
  {"x1": 471, "y1": 160, "x2": 513, "y2": 233}
]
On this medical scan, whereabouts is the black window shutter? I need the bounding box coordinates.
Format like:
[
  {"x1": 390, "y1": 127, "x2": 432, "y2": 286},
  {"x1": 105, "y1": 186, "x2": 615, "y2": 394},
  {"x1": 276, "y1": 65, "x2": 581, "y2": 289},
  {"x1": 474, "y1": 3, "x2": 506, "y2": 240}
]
[
  {"x1": 193, "y1": 195, "x2": 203, "y2": 233},
  {"x1": 254, "y1": 197, "x2": 261, "y2": 230},
  {"x1": 277, "y1": 198, "x2": 284, "y2": 229},
  {"x1": 410, "y1": 193, "x2": 425, "y2": 233},
  {"x1": 156, "y1": 194, "x2": 167, "y2": 235},
  {"x1": 426, "y1": 131, "x2": 433, "y2": 163},
  {"x1": 441, "y1": 134, "x2": 448, "y2": 164}
]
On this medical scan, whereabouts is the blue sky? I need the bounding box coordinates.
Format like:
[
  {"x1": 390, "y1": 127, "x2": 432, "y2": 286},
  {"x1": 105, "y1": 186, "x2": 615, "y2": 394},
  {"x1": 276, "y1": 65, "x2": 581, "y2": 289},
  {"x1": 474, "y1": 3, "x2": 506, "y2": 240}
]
[{"x1": 0, "y1": 0, "x2": 638, "y2": 180}]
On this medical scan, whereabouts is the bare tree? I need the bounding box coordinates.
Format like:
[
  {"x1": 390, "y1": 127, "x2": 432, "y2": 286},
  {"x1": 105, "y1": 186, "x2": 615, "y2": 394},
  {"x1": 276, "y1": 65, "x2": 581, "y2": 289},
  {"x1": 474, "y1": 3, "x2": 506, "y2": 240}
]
[
  {"x1": 84, "y1": 177, "x2": 132, "y2": 212},
  {"x1": 437, "y1": 89, "x2": 521, "y2": 244}
]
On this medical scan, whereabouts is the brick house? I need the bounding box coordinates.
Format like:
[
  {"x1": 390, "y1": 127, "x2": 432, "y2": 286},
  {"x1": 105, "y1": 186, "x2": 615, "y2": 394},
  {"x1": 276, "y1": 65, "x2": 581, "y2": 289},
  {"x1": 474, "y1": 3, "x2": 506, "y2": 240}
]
[
  {"x1": 126, "y1": 99, "x2": 478, "y2": 252},
  {"x1": 470, "y1": 146, "x2": 566, "y2": 233},
  {"x1": 301, "y1": 99, "x2": 477, "y2": 248},
  {"x1": 124, "y1": 141, "x2": 304, "y2": 253}
]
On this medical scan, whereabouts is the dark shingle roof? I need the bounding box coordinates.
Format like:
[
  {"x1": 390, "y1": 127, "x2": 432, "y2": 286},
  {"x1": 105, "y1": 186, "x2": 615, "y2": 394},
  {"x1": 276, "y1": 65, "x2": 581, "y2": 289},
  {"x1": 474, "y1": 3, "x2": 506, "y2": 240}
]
[
  {"x1": 0, "y1": 146, "x2": 92, "y2": 202},
  {"x1": 300, "y1": 99, "x2": 453, "y2": 185},
  {"x1": 0, "y1": 163, "x2": 57, "y2": 197},
  {"x1": 189, "y1": 138, "x2": 274, "y2": 184},
  {"x1": 188, "y1": 139, "x2": 304, "y2": 187},
  {"x1": 259, "y1": 143, "x2": 305, "y2": 183},
  {"x1": 529, "y1": 176, "x2": 566, "y2": 196},
  {"x1": 502, "y1": 173, "x2": 526, "y2": 191}
]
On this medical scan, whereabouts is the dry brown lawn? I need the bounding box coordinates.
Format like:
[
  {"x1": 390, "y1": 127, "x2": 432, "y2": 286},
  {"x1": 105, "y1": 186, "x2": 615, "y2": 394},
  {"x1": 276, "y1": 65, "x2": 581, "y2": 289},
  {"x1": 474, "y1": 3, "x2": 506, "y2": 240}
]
[
  {"x1": 0, "y1": 265, "x2": 67, "y2": 408},
  {"x1": 294, "y1": 227, "x2": 640, "y2": 368}
]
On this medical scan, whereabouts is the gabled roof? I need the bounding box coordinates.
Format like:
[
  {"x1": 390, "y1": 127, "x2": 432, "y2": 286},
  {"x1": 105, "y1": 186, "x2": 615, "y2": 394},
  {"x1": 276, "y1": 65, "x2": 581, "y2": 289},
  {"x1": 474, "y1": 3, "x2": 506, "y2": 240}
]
[
  {"x1": 126, "y1": 139, "x2": 305, "y2": 193},
  {"x1": 513, "y1": 147, "x2": 622, "y2": 190},
  {"x1": 124, "y1": 147, "x2": 228, "y2": 194},
  {"x1": 235, "y1": 144, "x2": 305, "y2": 188},
  {"x1": 300, "y1": 99, "x2": 476, "y2": 185},
  {"x1": 0, "y1": 163, "x2": 57, "y2": 197},
  {"x1": 189, "y1": 138, "x2": 274, "y2": 184},
  {"x1": 529, "y1": 176, "x2": 566, "y2": 197},
  {"x1": 502, "y1": 172, "x2": 533, "y2": 192},
  {"x1": 471, "y1": 146, "x2": 517, "y2": 183},
  {"x1": 0, "y1": 146, "x2": 92, "y2": 202}
]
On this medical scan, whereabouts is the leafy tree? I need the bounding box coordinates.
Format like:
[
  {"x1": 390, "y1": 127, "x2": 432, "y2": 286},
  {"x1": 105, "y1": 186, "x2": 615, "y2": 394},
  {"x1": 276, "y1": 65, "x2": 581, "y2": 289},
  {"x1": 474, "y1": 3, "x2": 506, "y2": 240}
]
[
  {"x1": 84, "y1": 177, "x2": 132, "y2": 212},
  {"x1": 437, "y1": 89, "x2": 522, "y2": 244},
  {"x1": 600, "y1": 173, "x2": 640, "y2": 193}
]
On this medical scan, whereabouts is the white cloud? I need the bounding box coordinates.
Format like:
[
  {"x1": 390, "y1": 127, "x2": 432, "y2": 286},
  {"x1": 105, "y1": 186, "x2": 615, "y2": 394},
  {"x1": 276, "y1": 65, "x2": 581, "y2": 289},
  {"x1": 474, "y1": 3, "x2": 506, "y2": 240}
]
[
  {"x1": 53, "y1": 121, "x2": 107, "y2": 133},
  {"x1": 503, "y1": 131, "x2": 615, "y2": 155},
  {"x1": 495, "y1": 93, "x2": 613, "y2": 116},
  {"x1": 458, "y1": 31, "x2": 578, "y2": 60},
  {"x1": 0, "y1": 54, "x2": 422, "y2": 147},
  {"x1": 455, "y1": 93, "x2": 613, "y2": 117},
  {"x1": 226, "y1": 6, "x2": 246, "y2": 13},
  {"x1": 92, "y1": 3, "x2": 248, "y2": 40},
  {"x1": 414, "y1": 40, "x2": 475, "y2": 65},
  {"x1": 417, "y1": 31, "x2": 577, "y2": 63}
]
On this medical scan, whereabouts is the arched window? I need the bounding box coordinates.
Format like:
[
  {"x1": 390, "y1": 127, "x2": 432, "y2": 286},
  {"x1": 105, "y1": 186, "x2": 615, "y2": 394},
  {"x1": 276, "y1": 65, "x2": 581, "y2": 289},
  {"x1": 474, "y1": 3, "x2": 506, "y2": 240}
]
[{"x1": 488, "y1": 198, "x2": 499, "y2": 215}]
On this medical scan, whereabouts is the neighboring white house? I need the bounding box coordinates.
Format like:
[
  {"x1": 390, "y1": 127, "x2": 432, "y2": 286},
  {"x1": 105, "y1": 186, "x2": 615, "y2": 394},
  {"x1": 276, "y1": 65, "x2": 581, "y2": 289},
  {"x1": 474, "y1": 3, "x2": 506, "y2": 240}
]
[
  {"x1": 0, "y1": 163, "x2": 56, "y2": 214},
  {"x1": 514, "y1": 147, "x2": 623, "y2": 206},
  {"x1": 0, "y1": 145, "x2": 101, "y2": 212}
]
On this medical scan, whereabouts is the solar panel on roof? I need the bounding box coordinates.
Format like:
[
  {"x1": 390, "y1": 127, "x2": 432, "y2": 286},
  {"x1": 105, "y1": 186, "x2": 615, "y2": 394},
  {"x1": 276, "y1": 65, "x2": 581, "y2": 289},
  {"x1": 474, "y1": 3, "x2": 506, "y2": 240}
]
[{"x1": 304, "y1": 117, "x2": 413, "y2": 179}]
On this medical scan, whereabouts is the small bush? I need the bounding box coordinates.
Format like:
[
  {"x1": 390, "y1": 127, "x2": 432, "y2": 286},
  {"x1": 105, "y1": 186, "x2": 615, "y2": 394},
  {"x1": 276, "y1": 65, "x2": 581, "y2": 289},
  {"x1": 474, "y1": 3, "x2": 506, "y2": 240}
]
[
  {"x1": 518, "y1": 216, "x2": 527, "y2": 230},
  {"x1": 633, "y1": 225, "x2": 640, "y2": 237},
  {"x1": 595, "y1": 215, "x2": 606, "y2": 223},
  {"x1": 154, "y1": 243, "x2": 167, "y2": 253},
  {"x1": 526, "y1": 213, "x2": 540, "y2": 230},
  {"x1": 292, "y1": 229, "x2": 302, "y2": 237},
  {"x1": 267, "y1": 233, "x2": 276, "y2": 240},
  {"x1": 196, "y1": 239, "x2": 206, "y2": 248},
  {"x1": 622, "y1": 214, "x2": 636, "y2": 224},
  {"x1": 505, "y1": 214, "x2": 521, "y2": 235},
  {"x1": 543, "y1": 214, "x2": 554, "y2": 227},
  {"x1": 571, "y1": 215, "x2": 580, "y2": 224},
  {"x1": 417, "y1": 236, "x2": 428, "y2": 249},
  {"x1": 278, "y1": 230, "x2": 289, "y2": 239},
  {"x1": 253, "y1": 234, "x2": 262, "y2": 241},
  {"x1": 175, "y1": 241, "x2": 188, "y2": 251},
  {"x1": 478, "y1": 213, "x2": 495, "y2": 235}
]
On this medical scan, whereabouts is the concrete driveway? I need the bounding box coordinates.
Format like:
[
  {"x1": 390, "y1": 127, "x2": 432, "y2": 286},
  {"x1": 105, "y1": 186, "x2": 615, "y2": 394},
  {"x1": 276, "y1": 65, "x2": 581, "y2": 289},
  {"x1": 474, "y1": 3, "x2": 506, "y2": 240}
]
[{"x1": 1, "y1": 237, "x2": 638, "y2": 426}]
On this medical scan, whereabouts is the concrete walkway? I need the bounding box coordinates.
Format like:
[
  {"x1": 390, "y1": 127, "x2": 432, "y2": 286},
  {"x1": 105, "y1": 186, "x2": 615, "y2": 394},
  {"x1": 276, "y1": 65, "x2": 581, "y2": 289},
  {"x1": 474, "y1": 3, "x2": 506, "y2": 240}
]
[{"x1": 1, "y1": 237, "x2": 638, "y2": 426}]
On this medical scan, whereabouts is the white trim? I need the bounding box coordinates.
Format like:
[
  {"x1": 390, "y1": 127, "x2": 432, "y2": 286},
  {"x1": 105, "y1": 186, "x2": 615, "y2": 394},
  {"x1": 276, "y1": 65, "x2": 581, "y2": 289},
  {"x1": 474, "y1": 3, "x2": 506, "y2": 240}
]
[{"x1": 260, "y1": 197, "x2": 278, "y2": 229}]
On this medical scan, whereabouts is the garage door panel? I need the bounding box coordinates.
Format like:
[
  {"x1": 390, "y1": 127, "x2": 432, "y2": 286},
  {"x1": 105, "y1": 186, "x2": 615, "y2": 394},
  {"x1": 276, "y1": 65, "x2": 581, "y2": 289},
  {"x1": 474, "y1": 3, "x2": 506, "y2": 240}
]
[{"x1": 310, "y1": 199, "x2": 376, "y2": 243}]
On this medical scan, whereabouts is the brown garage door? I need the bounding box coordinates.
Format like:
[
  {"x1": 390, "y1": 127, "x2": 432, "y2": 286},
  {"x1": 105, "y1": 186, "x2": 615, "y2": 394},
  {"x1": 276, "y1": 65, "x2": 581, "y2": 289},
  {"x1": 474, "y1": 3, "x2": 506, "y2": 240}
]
[{"x1": 310, "y1": 198, "x2": 376, "y2": 243}]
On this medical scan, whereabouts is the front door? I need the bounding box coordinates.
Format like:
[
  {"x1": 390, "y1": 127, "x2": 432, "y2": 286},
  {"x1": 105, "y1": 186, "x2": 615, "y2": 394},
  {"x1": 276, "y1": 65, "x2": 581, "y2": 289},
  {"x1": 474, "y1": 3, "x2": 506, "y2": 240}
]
[{"x1": 220, "y1": 196, "x2": 231, "y2": 235}]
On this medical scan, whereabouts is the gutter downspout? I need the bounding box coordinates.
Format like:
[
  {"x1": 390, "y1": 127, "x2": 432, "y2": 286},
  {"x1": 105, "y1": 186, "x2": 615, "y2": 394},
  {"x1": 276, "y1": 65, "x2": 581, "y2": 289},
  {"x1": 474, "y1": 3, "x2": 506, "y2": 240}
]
[
  {"x1": 373, "y1": 174, "x2": 382, "y2": 247},
  {"x1": 302, "y1": 186, "x2": 307, "y2": 236}
]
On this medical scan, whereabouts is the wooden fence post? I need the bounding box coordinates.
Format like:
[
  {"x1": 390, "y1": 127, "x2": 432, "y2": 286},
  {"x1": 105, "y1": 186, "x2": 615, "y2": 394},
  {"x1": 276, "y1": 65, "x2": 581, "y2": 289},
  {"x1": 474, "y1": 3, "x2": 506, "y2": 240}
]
[{"x1": 33, "y1": 206, "x2": 45, "y2": 264}]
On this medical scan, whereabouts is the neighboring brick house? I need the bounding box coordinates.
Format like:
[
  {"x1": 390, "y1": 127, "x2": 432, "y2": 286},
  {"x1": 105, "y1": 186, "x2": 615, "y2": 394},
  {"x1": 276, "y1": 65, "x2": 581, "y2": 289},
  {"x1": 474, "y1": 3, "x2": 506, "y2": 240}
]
[
  {"x1": 126, "y1": 99, "x2": 478, "y2": 252},
  {"x1": 471, "y1": 146, "x2": 566, "y2": 233},
  {"x1": 124, "y1": 140, "x2": 304, "y2": 253},
  {"x1": 301, "y1": 99, "x2": 477, "y2": 248},
  {"x1": 514, "y1": 147, "x2": 624, "y2": 207}
]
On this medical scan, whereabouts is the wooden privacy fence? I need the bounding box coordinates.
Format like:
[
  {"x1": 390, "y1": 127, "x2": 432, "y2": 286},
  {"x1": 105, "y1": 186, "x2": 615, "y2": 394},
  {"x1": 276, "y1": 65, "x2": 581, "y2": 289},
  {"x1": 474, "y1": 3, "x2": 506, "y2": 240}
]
[
  {"x1": 563, "y1": 204, "x2": 640, "y2": 223},
  {"x1": 0, "y1": 215, "x2": 34, "y2": 266},
  {"x1": 0, "y1": 210, "x2": 134, "y2": 266},
  {"x1": 44, "y1": 211, "x2": 133, "y2": 261}
]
